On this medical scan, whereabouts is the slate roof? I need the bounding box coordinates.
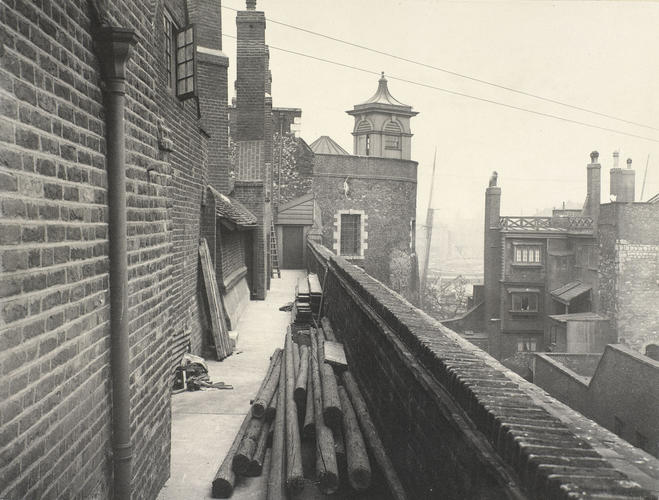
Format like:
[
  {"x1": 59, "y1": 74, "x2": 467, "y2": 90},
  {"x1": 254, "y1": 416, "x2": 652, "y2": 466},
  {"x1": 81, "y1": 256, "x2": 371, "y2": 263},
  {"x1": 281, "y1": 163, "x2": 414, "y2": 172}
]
[
  {"x1": 309, "y1": 136, "x2": 350, "y2": 155},
  {"x1": 361, "y1": 73, "x2": 409, "y2": 107}
]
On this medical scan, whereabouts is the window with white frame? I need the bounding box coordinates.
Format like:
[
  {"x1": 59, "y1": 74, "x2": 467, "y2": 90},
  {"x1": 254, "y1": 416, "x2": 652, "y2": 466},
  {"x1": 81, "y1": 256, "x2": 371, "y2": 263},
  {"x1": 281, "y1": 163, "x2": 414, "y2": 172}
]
[
  {"x1": 164, "y1": 11, "x2": 196, "y2": 99},
  {"x1": 340, "y1": 214, "x2": 361, "y2": 255},
  {"x1": 514, "y1": 243, "x2": 542, "y2": 264}
]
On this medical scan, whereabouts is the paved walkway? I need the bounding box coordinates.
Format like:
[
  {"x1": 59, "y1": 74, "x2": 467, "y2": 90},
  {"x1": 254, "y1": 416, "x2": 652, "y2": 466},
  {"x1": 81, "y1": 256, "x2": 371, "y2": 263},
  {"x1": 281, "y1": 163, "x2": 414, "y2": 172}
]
[{"x1": 157, "y1": 270, "x2": 304, "y2": 500}]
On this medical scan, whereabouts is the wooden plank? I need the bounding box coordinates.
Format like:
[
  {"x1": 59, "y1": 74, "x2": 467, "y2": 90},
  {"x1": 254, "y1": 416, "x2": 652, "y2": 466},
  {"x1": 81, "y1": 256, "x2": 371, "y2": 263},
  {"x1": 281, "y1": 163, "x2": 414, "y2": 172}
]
[
  {"x1": 199, "y1": 239, "x2": 231, "y2": 360},
  {"x1": 323, "y1": 341, "x2": 347, "y2": 368}
]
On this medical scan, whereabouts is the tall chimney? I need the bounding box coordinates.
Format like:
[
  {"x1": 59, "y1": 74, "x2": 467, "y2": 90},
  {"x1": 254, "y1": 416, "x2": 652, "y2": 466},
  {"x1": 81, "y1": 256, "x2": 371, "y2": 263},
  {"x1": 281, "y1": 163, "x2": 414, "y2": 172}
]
[
  {"x1": 610, "y1": 155, "x2": 635, "y2": 203},
  {"x1": 484, "y1": 173, "x2": 502, "y2": 358},
  {"x1": 584, "y1": 151, "x2": 601, "y2": 222}
]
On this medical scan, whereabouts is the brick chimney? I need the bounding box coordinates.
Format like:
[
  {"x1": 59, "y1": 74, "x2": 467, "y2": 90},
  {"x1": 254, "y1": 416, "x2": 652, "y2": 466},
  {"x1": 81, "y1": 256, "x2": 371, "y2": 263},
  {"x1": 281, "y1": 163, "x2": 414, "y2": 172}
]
[
  {"x1": 583, "y1": 151, "x2": 601, "y2": 222},
  {"x1": 611, "y1": 156, "x2": 635, "y2": 203},
  {"x1": 484, "y1": 173, "x2": 502, "y2": 358},
  {"x1": 235, "y1": 1, "x2": 266, "y2": 142}
]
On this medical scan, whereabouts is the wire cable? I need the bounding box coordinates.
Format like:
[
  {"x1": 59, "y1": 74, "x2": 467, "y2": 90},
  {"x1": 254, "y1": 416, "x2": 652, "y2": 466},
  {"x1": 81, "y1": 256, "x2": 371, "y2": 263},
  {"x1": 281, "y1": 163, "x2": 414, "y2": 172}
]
[
  {"x1": 222, "y1": 34, "x2": 659, "y2": 144},
  {"x1": 222, "y1": 4, "x2": 659, "y2": 132}
]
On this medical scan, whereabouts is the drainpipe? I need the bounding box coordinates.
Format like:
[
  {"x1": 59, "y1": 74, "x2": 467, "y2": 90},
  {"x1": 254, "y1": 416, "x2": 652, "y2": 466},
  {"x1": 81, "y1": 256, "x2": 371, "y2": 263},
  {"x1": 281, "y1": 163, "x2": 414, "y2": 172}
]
[{"x1": 93, "y1": 26, "x2": 138, "y2": 500}]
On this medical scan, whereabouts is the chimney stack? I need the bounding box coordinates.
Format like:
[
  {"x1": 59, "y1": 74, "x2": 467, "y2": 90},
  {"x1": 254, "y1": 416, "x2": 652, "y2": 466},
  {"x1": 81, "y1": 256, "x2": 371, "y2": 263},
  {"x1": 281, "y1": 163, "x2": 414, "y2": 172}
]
[
  {"x1": 484, "y1": 173, "x2": 502, "y2": 358},
  {"x1": 584, "y1": 151, "x2": 601, "y2": 222},
  {"x1": 610, "y1": 154, "x2": 635, "y2": 203}
]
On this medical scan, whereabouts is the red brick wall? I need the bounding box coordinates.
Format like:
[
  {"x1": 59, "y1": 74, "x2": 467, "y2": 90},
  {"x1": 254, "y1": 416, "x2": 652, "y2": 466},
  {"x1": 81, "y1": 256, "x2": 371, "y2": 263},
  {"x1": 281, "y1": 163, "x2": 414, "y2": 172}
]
[
  {"x1": 219, "y1": 225, "x2": 246, "y2": 282},
  {"x1": 0, "y1": 0, "x2": 215, "y2": 498}
]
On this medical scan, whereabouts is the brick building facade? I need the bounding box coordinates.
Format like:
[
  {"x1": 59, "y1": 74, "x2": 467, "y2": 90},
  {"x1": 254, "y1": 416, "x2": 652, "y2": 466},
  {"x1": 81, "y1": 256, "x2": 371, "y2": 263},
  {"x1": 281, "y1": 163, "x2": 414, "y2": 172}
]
[
  {"x1": 0, "y1": 0, "x2": 260, "y2": 498},
  {"x1": 474, "y1": 151, "x2": 659, "y2": 363}
]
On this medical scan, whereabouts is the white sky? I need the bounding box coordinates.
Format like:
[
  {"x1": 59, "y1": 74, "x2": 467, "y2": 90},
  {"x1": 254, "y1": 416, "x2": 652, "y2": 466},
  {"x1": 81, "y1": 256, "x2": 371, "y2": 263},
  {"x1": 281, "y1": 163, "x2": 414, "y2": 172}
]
[{"x1": 221, "y1": 0, "x2": 659, "y2": 223}]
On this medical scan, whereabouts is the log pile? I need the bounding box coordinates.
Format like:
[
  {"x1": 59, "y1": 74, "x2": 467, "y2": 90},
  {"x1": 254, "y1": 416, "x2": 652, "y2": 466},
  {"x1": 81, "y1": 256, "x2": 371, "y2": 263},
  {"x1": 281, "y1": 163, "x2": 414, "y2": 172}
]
[{"x1": 211, "y1": 293, "x2": 405, "y2": 498}]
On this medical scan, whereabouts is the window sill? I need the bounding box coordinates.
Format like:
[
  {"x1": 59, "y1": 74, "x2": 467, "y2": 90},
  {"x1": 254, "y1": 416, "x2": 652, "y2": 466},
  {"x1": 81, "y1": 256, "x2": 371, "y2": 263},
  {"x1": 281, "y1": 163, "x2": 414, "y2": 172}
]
[
  {"x1": 511, "y1": 263, "x2": 543, "y2": 268},
  {"x1": 509, "y1": 310, "x2": 539, "y2": 316},
  {"x1": 341, "y1": 254, "x2": 365, "y2": 261}
]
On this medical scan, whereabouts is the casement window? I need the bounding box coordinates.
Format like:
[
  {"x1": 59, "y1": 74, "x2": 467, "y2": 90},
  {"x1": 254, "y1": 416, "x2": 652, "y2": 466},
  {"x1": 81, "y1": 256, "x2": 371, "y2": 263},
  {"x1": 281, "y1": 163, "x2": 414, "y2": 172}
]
[
  {"x1": 511, "y1": 292, "x2": 539, "y2": 312},
  {"x1": 514, "y1": 244, "x2": 542, "y2": 264},
  {"x1": 164, "y1": 11, "x2": 196, "y2": 99},
  {"x1": 517, "y1": 337, "x2": 537, "y2": 352},
  {"x1": 340, "y1": 214, "x2": 361, "y2": 256}
]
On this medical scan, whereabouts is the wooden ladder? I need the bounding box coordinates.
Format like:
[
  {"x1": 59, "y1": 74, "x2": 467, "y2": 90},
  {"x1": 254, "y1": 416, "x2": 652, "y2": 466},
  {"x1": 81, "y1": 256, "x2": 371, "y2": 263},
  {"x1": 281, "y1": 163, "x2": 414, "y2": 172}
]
[{"x1": 270, "y1": 219, "x2": 281, "y2": 278}]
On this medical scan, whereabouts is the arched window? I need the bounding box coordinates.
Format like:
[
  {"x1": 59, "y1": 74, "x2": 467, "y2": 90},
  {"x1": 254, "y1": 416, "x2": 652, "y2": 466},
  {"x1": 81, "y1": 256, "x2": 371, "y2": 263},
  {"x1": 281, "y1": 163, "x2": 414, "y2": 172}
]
[
  {"x1": 384, "y1": 120, "x2": 401, "y2": 150},
  {"x1": 356, "y1": 120, "x2": 372, "y2": 133}
]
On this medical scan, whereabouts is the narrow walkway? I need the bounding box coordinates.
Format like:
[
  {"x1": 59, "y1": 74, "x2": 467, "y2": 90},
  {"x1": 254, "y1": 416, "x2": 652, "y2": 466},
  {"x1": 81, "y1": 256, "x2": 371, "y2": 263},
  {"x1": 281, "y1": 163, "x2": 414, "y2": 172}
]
[{"x1": 157, "y1": 270, "x2": 304, "y2": 500}]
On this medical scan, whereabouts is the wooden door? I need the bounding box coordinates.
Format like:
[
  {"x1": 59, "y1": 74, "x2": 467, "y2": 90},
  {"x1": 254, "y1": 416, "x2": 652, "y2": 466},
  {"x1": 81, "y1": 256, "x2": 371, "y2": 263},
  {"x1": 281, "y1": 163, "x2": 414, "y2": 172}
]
[{"x1": 282, "y1": 226, "x2": 304, "y2": 269}]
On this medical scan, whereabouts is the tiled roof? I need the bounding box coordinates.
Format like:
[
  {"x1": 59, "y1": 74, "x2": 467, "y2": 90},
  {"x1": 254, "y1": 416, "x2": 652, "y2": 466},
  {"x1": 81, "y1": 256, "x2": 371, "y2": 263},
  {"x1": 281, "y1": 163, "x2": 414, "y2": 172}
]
[
  {"x1": 309, "y1": 136, "x2": 350, "y2": 155},
  {"x1": 213, "y1": 190, "x2": 257, "y2": 227}
]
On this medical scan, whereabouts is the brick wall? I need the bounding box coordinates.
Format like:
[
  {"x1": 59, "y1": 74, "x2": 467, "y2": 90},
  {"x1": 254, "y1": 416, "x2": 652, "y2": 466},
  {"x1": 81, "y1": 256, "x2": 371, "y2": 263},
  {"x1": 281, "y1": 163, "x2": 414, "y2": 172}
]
[
  {"x1": 218, "y1": 224, "x2": 246, "y2": 282},
  {"x1": 0, "y1": 0, "x2": 216, "y2": 498},
  {"x1": 307, "y1": 240, "x2": 659, "y2": 499},
  {"x1": 235, "y1": 9, "x2": 265, "y2": 141},
  {"x1": 233, "y1": 180, "x2": 268, "y2": 299},
  {"x1": 598, "y1": 203, "x2": 659, "y2": 353},
  {"x1": 313, "y1": 154, "x2": 416, "y2": 284}
]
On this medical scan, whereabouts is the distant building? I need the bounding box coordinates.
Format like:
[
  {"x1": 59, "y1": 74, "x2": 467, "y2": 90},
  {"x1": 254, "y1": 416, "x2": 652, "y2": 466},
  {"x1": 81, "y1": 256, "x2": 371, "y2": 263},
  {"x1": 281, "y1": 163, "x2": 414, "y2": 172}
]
[
  {"x1": 534, "y1": 345, "x2": 659, "y2": 457},
  {"x1": 454, "y1": 151, "x2": 659, "y2": 363},
  {"x1": 309, "y1": 74, "x2": 419, "y2": 290}
]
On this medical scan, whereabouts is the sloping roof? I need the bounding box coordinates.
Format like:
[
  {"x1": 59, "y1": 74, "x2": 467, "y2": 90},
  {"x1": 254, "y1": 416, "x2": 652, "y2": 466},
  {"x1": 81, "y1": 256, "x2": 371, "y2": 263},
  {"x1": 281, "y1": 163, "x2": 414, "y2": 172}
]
[
  {"x1": 548, "y1": 312, "x2": 608, "y2": 323},
  {"x1": 276, "y1": 192, "x2": 315, "y2": 226},
  {"x1": 309, "y1": 136, "x2": 349, "y2": 155},
  {"x1": 214, "y1": 191, "x2": 257, "y2": 228},
  {"x1": 647, "y1": 192, "x2": 659, "y2": 204},
  {"x1": 361, "y1": 73, "x2": 409, "y2": 107},
  {"x1": 551, "y1": 281, "x2": 591, "y2": 304}
]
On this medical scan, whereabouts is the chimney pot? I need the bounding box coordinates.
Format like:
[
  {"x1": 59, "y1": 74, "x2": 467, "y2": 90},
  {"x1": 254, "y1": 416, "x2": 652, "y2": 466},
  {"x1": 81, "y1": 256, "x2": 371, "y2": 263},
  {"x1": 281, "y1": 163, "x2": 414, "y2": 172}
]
[
  {"x1": 627, "y1": 158, "x2": 632, "y2": 169},
  {"x1": 246, "y1": 0, "x2": 256, "y2": 9},
  {"x1": 613, "y1": 150, "x2": 619, "y2": 168},
  {"x1": 590, "y1": 151, "x2": 599, "y2": 162}
]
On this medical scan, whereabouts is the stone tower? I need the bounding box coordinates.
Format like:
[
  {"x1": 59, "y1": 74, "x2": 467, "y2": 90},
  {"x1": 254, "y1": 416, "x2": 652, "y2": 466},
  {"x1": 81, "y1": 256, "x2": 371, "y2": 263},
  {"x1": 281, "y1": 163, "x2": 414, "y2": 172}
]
[{"x1": 346, "y1": 73, "x2": 418, "y2": 160}]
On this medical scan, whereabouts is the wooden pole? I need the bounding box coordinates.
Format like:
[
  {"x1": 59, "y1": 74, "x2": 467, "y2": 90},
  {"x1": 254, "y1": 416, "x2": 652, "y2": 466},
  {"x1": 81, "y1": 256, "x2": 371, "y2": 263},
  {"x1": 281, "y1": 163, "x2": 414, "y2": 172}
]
[
  {"x1": 285, "y1": 331, "x2": 304, "y2": 493},
  {"x1": 294, "y1": 345, "x2": 309, "y2": 405},
  {"x1": 266, "y1": 366, "x2": 285, "y2": 500},
  {"x1": 253, "y1": 349, "x2": 283, "y2": 418},
  {"x1": 320, "y1": 317, "x2": 337, "y2": 342},
  {"x1": 302, "y1": 365, "x2": 315, "y2": 440},
  {"x1": 247, "y1": 420, "x2": 271, "y2": 477},
  {"x1": 233, "y1": 416, "x2": 265, "y2": 475},
  {"x1": 265, "y1": 387, "x2": 277, "y2": 423},
  {"x1": 321, "y1": 363, "x2": 342, "y2": 429},
  {"x1": 342, "y1": 371, "x2": 407, "y2": 500},
  {"x1": 211, "y1": 409, "x2": 254, "y2": 498},
  {"x1": 420, "y1": 148, "x2": 438, "y2": 308},
  {"x1": 311, "y1": 330, "x2": 339, "y2": 494},
  {"x1": 293, "y1": 341, "x2": 300, "y2": 380},
  {"x1": 338, "y1": 385, "x2": 371, "y2": 490}
]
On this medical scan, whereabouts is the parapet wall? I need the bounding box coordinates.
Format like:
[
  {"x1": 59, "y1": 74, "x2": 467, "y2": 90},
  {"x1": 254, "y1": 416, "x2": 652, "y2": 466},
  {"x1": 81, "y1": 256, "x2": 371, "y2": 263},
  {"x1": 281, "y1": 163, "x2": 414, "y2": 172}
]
[{"x1": 307, "y1": 241, "x2": 659, "y2": 499}]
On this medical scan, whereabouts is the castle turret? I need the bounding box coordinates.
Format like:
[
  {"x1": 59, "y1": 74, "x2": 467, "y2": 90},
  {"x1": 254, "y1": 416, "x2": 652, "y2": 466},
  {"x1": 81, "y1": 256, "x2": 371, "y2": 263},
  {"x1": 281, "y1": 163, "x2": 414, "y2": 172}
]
[{"x1": 346, "y1": 73, "x2": 417, "y2": 160}]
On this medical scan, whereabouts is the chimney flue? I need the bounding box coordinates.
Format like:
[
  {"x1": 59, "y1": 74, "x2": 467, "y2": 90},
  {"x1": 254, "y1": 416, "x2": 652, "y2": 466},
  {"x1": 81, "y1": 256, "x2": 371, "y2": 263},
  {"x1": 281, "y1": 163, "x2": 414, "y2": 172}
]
[
  {"x1": 626, "y1": 158, "x2": 632, "y2": 169},
  {"x1": 584, "y1": 150, "x2": 601, "y2": 222},
  {"x1": 613, "y1": 150, "x2": 619, "y2": 168}
]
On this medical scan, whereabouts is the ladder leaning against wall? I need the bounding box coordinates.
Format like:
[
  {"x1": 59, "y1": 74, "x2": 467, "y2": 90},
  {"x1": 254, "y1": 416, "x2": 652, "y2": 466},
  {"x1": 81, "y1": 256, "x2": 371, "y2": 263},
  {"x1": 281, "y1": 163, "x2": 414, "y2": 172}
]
[{"x1": 270, "y1": 219, "x2": 281, "y2": 278}]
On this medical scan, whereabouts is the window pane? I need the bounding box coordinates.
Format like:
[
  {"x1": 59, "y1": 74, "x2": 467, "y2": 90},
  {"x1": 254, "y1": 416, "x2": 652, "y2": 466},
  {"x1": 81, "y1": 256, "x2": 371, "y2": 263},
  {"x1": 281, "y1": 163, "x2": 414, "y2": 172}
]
[
  {"x1": 515, "y1": 248, "x2": 521, "y2": 261},
  {"x1": 340, "y1": 214, "x2": 361, "y2": 255}
]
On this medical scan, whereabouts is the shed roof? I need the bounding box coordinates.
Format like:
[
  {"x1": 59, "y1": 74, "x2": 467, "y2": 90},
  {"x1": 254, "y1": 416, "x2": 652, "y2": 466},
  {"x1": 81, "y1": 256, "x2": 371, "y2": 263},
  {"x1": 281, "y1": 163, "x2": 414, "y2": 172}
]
[
  {"x1": 551, "y1": 281, "x2": 591, "y2": 304},
  {"x1": 548, "y1": 312, "x2": 608, "y2": 323}
]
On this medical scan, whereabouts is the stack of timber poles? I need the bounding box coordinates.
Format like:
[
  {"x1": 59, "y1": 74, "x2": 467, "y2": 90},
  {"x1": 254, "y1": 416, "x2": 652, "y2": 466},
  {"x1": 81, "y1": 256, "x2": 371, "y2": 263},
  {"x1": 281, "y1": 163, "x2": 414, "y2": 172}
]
[{"x1": 211, "y1": 317, "x2": 406, "y2": 499}]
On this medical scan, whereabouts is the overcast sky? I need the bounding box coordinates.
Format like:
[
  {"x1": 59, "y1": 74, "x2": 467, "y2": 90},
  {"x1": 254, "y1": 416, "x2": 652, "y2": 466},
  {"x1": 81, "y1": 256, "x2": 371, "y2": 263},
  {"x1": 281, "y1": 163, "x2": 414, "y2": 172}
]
[{"x1": 222, "y1": 0, "x2": 659, "y2": 223}]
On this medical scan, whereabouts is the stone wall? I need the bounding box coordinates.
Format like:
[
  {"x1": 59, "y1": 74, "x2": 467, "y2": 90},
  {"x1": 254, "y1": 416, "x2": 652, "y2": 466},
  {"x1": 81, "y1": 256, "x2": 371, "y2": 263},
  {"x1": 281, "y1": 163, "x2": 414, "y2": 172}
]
[
  {"x1": 307, "y1": 240, "x2": 659, "y2": 499},
  {"x1": 598, "y1": 203, "x2": 659, "y2": 353},
  {"x1": 535, "y1": 346, "x2": 659, "y2": 457},
  {"x1": 313, "y1": 153, "x2": 416, "y2": 284}
]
